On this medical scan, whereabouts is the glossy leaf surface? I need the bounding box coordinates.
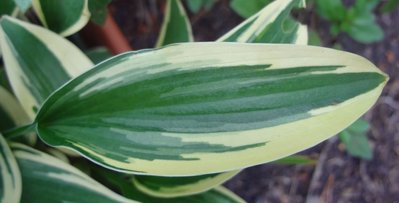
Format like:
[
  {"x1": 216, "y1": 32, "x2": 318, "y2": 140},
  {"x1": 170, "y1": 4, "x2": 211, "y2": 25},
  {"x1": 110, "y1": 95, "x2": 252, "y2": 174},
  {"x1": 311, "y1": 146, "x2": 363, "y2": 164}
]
[
  {"x1": 133, "y1": 170, "x2": 240, "y2": 197},
  {"x1": 32, "y1": 0, "x2": 90, "y2": 36},
  {"x1": 36, "y1": 43, "x2": 387, "y2": 176},
  {"x1": 93, "y1": 169, "x2": 246, "y2": 203},
  {"x1": 0, "y1": 16, "x2": 93, "y2": 119},
  {"x1": 0, "y1": 134, "x2": 21, "y2": 203},
  {"x1": 12, "y1": 143, "x2": 137, "y2": 203},
  {"x1": 0, "y1": 0, "x2": 17, "y2": 16},
  {"x1": 218, "y1": 0, "x2": 307, "y2": 44},
  {"x1": 156, "y1": 0, "x2": 193, "y2": 47}
]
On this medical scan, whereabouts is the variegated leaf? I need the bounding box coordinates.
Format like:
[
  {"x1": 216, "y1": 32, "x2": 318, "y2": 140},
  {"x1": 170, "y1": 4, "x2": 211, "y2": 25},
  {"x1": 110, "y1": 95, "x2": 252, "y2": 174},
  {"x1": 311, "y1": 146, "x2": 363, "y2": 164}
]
[
  {"x1": 0, "y1": 134, "x2": 21, "y2": 203},
  {"x1": 0, "y1": 86, "x2": 36, "y2": 145},
  {"x1": 156, "y1": 0, "x2": 193, "y2": 47},
  {"x1": 145, "y1": 0, "x2": 309, "y2": 188},
  {"x1": 0, "y1": 16, "x2": 93, "y2": 120},
  {"x1": 133, "y1": 170, "x2": 240, "y2": 198},
  {"x1": 129, "y1": 186, "x2": 245, "y2": 203},
  {"x1": 93, "y1": 169, "x2": 246, "y2": 203},
  {"x1": 35, "y1": 43, "x2": 387, "y2": 176},
  {"x1": 12, "y1": 143, "x2": 138, "y2": 203},
  {"x1": 218, "y1": 0, "x2": 307, "y2": 44},
  {"x1": 32, "y1": 0, "x2": 90, "y2": 36}
]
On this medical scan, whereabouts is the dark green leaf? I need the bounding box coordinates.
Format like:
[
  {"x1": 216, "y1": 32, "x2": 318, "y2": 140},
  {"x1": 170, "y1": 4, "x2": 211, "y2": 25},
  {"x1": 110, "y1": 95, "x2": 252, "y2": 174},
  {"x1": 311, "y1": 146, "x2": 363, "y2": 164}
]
[
  {"x1": 132, "y1": 170, "x2": 239, "y2": 198},
  {"x1": 88, "y1": 0, "x2": 111, "y2": 25},
  {"x1": 0, "y1": 134, "x2": 22, "y2": 203},
  {"x1": 315, "y1": 0, "x2": 346, "y2": 22},
  {"x1": 93, "y1": 169, "x2": 245, "y2": 203},
  {"x1": 0, "y1": 68, "x2": 12, "y2": 93},
  {"x1": 273, "y1": 155, "x2": 316, "y2": 165},
  {"x1": 32, "y1": 0, "x2": 90, "y2": 36},
  {"x1": 12, "y1": 143, "x2": 137, "y2": 203},
  {"x1": 0, "y1": 0, "x2": 17, "y2": 16},
  {"x1": 85, "y1": 47, "x2": 113, "y2": 64}
]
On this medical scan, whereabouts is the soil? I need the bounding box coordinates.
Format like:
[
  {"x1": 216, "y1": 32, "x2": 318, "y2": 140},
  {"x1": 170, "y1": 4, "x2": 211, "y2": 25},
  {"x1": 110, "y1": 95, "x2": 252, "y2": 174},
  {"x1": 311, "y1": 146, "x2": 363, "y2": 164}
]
[{"x1": 110, "y1": 1, "x2": 399, "y2": 202}]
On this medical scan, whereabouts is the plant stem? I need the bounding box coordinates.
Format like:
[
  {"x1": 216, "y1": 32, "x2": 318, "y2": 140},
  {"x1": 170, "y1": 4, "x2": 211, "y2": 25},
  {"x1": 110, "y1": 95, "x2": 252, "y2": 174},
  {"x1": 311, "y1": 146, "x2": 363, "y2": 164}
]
[{"x1": 3, "y1": 123, "x2": 36, "y2": 140}]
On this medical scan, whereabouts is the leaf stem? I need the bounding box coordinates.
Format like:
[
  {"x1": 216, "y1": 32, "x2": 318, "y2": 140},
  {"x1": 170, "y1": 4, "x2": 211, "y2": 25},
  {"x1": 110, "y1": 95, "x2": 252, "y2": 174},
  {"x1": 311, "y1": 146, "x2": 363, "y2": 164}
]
[{"x1": 3, "y1": 123, "x2": 36, "y2": 140}]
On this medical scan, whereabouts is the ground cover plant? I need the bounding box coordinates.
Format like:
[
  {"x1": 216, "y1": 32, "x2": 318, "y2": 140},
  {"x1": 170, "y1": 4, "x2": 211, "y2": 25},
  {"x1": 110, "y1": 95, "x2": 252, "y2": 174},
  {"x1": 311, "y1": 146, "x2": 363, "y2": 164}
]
[{"x1": 0, "y1": 0, "x2": 388, "y2": 202}]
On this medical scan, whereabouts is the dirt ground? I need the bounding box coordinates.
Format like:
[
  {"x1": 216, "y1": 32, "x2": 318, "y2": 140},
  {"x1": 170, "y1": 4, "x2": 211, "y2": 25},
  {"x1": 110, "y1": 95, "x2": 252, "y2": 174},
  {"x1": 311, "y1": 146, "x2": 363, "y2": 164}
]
[{"x1": 110, "y1": 1, "x2": 399, "y2": 202}]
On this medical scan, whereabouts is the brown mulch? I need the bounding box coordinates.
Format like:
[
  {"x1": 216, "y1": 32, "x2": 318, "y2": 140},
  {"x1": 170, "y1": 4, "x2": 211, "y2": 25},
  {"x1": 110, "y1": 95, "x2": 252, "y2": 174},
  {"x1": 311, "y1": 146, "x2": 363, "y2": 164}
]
[{"x1": 110, "y1": 1, "x2": 399, "y2": 202}]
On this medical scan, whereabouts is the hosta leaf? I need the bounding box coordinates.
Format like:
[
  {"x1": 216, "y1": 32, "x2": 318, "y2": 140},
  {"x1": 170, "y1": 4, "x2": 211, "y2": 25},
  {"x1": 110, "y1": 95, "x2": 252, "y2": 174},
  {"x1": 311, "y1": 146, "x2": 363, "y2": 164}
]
[
  {"x1": 156, "y1": 0, "x2": 193, "y2": 47},
  {"x1": 133, "y1": 170, "x2": 240, "y2": 198},
  {"x1": 218, "y1": 0, "x2": 307, "y2": 44},
  {"x1": 35, "y1": 43, "x2": 387, "y2": 176},
  {"x1": 0, "y1": 86, "x2": 36, "y2": 145},
  {"x1": 93, "y1": 169, "x2": 246, "y2": 203},
  {"x1": 0, "y1": 69, "x2": 12, "y2": 92},
  {"x1": 130, "y1": 186, "x2": 245, "y2": 203},
  {"x1": 0, "y1": 16, "x2": 93, "y2": 119},
  {"x1": 0, "y1": 134, "x2": 21, "y2": 203},
  {"x1": 32, "y1": 0, "x2": 90, "y2": 36},
  {"x1": 12, "y1": 143, "x2": 137, "y2": 203},
  {"x1": 0, "y1": 0, "x2": 18, "y2": 16}
]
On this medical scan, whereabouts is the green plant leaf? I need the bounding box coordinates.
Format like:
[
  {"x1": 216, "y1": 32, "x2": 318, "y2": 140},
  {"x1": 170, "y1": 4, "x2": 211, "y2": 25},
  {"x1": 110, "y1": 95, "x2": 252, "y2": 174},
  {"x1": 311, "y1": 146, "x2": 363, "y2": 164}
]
[
  {"x1": 0, "y1": 0, "x2": 18, "y2": 16},
  {"x1": 339, "y1": 119, "x2": 372, "y2": 160},
  {"x1": 11, "y1": 143, "x2": 138, "y2": 203},
  {"x1": 156, "y1": 0, "x2": 193, "y2": 47},
  {"x1": 93, "y1": 169, "x2": 246, "y2": 203},
  {"x1": 344, "y1": 0, "x2": 383, "y2": 43},
  {"x1": 85, "y1": 47, "x2": 113, "y2": 64},
  {"x1": 0, "y1": 16, "x2": 93, "y2": 120},
  {"x1": 315, "y1": 0, "x2": 346, "y2": 22},
  {"x1": 346, "y1": 13, "x2": 383, "y2": 43},
  {"x1": 132, "y1": 170, "x2": 240, "y2": 198},
  {"x1": 88, "y1": 0, "x2": 111, "y2": 25},
  {"x1": 32, "y1": 0, "x2": 91, "y2": 36},
  {"x1": 218, "y1": 0, "x2": 308, "y2": 45},
  {"x1": 35, "y1": 43, "x2": 387, "y2": 176},
  {"x1": 13, "y1": 0, "x2": 32, "y2": 13},
  {"x1": 0, "y1": 134, "x2": 21, "y2": 203},
  {"x1": 308, "y1": 30, "x2": 322, "y2": 46},
  {"x1": 0, "y1": 86, "x2": 36, "y2": 145},
  {"x1": 273, "y1": 155, "x2": 316, "y2": 164},
  {"x1": 185, "y1": 0, "x2": 216, "y2": 13},
  {"x1": 0, "y1": 69, "x2": 12, "y2": 93},
  {"x1": 230, "y1": 0, "x2": 273, "y2": 18},
  {"x1": 0, "y1": 84, "x2": 18, "y2": 132}
]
